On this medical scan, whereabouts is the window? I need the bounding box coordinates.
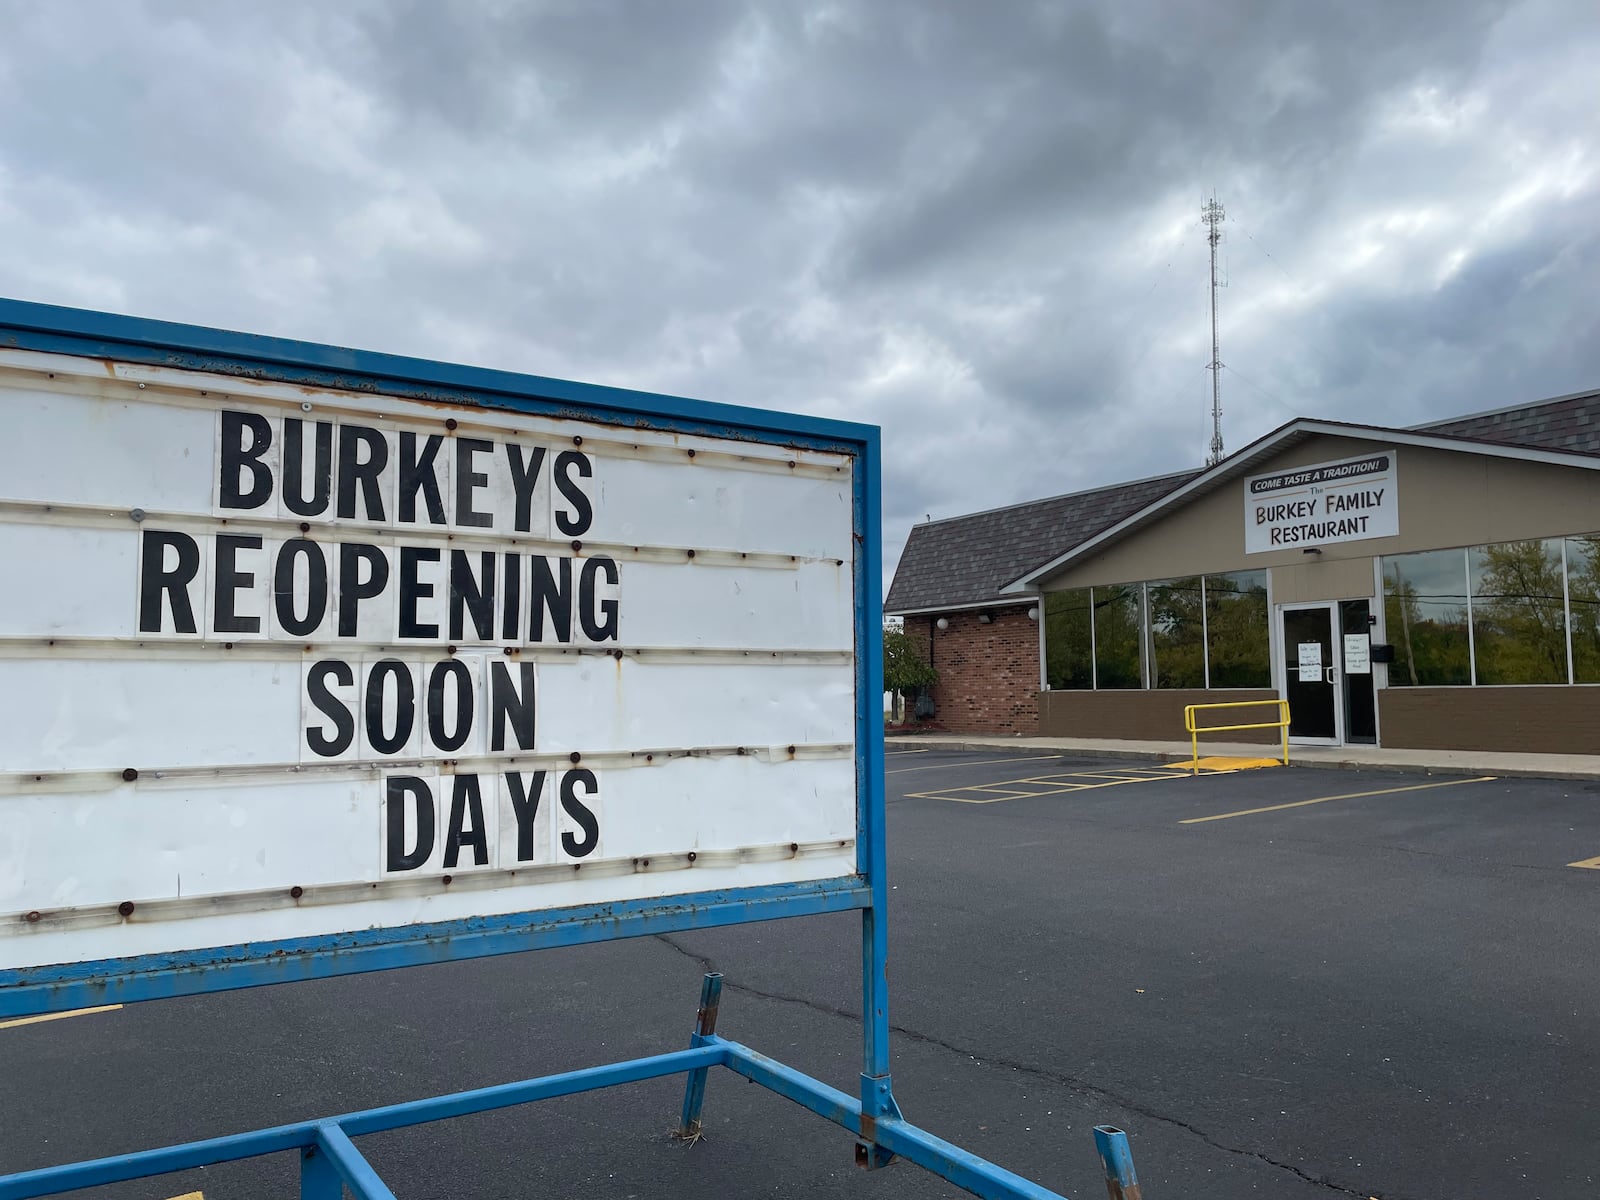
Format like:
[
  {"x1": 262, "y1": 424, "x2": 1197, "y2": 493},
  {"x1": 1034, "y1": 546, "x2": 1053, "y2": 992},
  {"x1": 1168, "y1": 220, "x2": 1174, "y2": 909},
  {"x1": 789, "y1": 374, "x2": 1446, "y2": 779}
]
[
  {"x1": 1040, "y1": 572, "x2": 1270, "y2": 691},
  {"x1": 1093, "y1": 585, "x2": 1143, "y2": 689},
  {"x1": 1044, "y1": 588, "x2": 1093, "y2": 689},
  {"x1": 1382, "y1": 549, "x2": 1472, "y2": 686},
  {"x1": 1469, "y1": 540, "x2": 1567, "y2": 684},
  {"x1": 1205, "y1": 570, "x2": 1270, "y2": 687},
  {"x1": 1146, "y1": 577, "x2": 1205, "y2": 688},
  {"x1": 1570, "y1": 536, "x2": 1600, "y2": 684}
]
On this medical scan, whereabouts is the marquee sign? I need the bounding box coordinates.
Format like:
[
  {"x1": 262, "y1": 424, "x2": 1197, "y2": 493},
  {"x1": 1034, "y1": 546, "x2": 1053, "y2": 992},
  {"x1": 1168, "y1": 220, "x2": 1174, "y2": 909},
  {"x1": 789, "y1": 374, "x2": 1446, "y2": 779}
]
[
  {"x1": 1244, "y1": 450, "x2": 1398, "y2": 554},
  {"x1": 0, "y1": 328, "x2": 865, "y2": 997}
]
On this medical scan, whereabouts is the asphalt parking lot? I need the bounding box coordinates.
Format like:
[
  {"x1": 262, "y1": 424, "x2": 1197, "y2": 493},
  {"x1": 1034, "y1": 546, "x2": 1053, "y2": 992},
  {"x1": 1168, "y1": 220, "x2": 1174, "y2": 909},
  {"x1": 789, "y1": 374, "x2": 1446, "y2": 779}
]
[{"x1": 4, "y1": 749, "x2": 1599, "y2": 1200}]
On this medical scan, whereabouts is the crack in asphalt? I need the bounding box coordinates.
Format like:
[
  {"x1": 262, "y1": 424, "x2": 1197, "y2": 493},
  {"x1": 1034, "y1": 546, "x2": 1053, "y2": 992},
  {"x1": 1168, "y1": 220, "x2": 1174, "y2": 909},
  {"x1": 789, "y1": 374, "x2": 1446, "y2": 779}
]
[{"x1": 654, "y1": 933, "x2": 1409, "y2": 1200}]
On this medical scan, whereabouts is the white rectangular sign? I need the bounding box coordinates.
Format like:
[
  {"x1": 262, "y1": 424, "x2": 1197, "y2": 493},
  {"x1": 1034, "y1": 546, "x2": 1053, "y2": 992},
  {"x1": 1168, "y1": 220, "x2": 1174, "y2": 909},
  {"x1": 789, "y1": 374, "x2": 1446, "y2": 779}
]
[
  {"x1": 1244, "y1": 450, "x2": 1397, "y2": 554},
  {"x1": 1343, "y1": 633, "x2": 1371, "y2": 674},
  {"x1": 1296, "y1": 642, "x2": 1323, "y2": 683},
  {"x1": 0, "y1": 351, "x2": 859, "y2": 972}
]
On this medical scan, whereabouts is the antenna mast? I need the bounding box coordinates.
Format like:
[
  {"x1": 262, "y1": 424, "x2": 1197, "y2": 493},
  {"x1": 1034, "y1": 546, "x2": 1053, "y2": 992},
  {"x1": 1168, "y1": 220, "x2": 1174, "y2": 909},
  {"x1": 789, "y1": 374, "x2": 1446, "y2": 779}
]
[{"x1": 1202, "y1": 195, "x2": 1226, "y2": 466}]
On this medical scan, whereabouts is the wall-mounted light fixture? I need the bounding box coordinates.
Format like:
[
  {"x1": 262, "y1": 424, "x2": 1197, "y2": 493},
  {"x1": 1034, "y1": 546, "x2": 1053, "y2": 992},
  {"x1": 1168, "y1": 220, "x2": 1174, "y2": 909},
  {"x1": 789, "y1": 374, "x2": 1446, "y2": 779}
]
[
  {"x1": 977, "y1": 611, "x2": 994, "y2": 624},
  {"x1": 935, "y1": 617, "x2": 949, "y2": 630},
  {"x1": 1026, "y1": 606, "x2": 1039, "y2": 621},
  {"x1": 1302, "y1": 547, "x2": 1323, "y2": 556}
]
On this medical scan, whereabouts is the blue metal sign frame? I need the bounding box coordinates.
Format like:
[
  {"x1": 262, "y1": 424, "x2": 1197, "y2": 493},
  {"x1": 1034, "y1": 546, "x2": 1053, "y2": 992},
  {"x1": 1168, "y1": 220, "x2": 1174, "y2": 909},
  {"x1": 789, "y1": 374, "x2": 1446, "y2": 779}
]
[{"x1": 0, "y1": 300, "x2": 1136, "y2": 1200}]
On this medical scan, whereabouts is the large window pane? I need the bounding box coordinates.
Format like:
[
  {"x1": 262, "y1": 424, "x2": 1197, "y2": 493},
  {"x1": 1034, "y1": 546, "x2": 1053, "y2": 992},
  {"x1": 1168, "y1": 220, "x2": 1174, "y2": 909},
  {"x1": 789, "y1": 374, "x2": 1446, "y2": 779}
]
[
  {"x1": 1147, "y1": 577, "x2": 1205, "y2": 688},
  {"x1": 1093, "y1": 584, "x2": 1143, "y2": 689},
  {"x1": 1204, "y1": 570, "x2": 1269, "y2": 687},
  {"x1": 1382, "y1": 550, "x2": 1470, "y2": 686},
  {"x1": 1044, "y1": 588, "x2": 1093, "y2": 689},
  {"x1": 1569, "y1": 536, "x2": 1600, "y2": 683},
  {"x1": 1469, "y1": 540, "x2": 1568, "y2": 684}
]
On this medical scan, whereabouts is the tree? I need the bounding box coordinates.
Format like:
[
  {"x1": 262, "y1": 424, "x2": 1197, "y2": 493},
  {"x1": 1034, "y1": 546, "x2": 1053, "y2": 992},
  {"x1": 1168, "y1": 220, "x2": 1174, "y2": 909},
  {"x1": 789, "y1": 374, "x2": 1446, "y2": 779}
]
[{"x1": 883, "y1": 626, "x2": 938, "y2": 721}]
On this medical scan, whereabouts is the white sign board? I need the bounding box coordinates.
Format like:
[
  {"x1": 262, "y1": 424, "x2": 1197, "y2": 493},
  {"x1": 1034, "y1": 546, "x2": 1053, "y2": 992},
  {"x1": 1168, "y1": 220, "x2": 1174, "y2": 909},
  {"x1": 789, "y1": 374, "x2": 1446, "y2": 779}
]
[
  {"x1": 1245, "y1": 451, "x2": 1398, "y2": 554},
  {"x1": 1343, "y1": 633, "x2": 1371, "y2": 674},
  {"x1": 1296, "y1": 642, "x2": 1323, "y2": 683},
  {"x1": 0, "y1": 350, "x2": 858, "y2": 973}
]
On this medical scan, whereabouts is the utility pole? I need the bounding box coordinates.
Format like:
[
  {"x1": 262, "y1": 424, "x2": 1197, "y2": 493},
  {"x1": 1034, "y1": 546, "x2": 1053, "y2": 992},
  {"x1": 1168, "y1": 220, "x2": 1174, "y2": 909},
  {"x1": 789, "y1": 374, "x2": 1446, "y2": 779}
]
[{"x1": 1202, "y1": 195, "x2": 1226, "y2": 466}]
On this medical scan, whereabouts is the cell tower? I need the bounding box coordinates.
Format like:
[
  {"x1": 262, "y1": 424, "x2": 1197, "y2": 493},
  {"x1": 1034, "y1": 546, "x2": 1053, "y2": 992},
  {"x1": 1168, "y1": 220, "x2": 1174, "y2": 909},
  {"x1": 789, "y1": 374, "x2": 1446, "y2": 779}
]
[{"x1": 1202, "y1": 195, "x2": 1226, "y2": 466}]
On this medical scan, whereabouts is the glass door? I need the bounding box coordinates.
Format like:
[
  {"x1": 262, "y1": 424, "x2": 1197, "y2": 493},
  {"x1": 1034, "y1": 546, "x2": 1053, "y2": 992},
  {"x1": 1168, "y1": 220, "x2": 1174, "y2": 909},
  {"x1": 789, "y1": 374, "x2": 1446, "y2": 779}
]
[
  {"x1": 1339, "y1": 599, "x2": 1378, "y2": 744},
  {"x1": 1281, "y1": 603, "x2": 1341, "y2": 744}
]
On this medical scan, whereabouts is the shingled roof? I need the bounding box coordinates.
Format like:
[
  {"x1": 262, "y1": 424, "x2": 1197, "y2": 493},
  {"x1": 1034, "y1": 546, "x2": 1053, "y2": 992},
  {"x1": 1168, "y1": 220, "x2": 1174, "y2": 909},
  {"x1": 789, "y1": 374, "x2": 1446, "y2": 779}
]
[
  {"x1": 885, "y1": 470, "x2": 1198, "y2": 613},
  {"x1": 1414, "y1": 387, "x2": 1600, "y2": 455}
]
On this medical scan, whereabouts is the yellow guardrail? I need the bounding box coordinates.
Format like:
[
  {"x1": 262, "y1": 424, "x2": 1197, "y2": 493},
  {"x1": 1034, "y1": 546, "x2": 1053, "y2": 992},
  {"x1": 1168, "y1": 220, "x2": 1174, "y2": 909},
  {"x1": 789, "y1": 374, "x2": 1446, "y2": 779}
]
[{"x1": 1182, "y1": 699, "x2": 1290, "y2": 776}]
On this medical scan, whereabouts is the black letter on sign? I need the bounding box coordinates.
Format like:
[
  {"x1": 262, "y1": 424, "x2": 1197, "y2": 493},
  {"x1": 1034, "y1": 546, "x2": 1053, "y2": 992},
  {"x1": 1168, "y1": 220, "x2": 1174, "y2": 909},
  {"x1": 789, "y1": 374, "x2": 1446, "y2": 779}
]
[
  {"x1": 337, "y1": 424, "x2": 389, "y2": 522},
  {"x1": 366, "y1": 659, "x2": 415, "y2": 755},
  {"x1": 219, "y1": 411, "x2": 273, "y2": 510},
  {"x1": 443, "y1": 774, "x2": 490, "y2": 869},
  {"x1": 455, "y1": 438, "x2": 493, "y2": 528},
  {"x1": 501, "y1": 552, "x2": 522, "y2": 641},
  {"x1": 337, "y1": 543, "x2": 389, "y2": 638},
  {"x1": 504, "y1": 771, "x2": 547, "y2": 863},
  {"x1": 274, "y1": 538, "x2": 329, "y2": 636},
  {"x1": 399, "y1": 546, "x2": 441, "y2": 639},
  {"x1": 213, "y1": 533, "x2": 263, "y2": 634},
  {"x1": 448, "y1": 549, "x2": 496, "y2": 641},
  {"x1": 426, "y1": 659, "x2": 474, "y2": 753},
  {"x1": 398, "y1": 432, "x2": 446, "y2": 524},
  {"x1": 488, "y1": 660, "x2": 537, "y2": 752},
  {"x1": 560, "y1": 769, "x2": 600, "y2": 858},
  {"x1": 385, "y1": 776, "x2": 435, "y2": 872},
  {"x1": 304, "y1": 659, "x2": 355, "y2": 757},
  {"x1": 579, "y1": 556, "x2": 619, "y2": 642},
  {"x1": 553, "y1": 450, "x2": 593, "y2": 537},
  {"x1": 281, "y1": 419, "x2": 333, "y2": 517},
  {"x1": 528, "y1": 555, "x2": 571, "y2": 643},
  {"x1": 506, "y1": 444, "x2": 546, "y2": 533},
  {"x1": 138, "y1": 530, "x2": 200, "y2": 634}
]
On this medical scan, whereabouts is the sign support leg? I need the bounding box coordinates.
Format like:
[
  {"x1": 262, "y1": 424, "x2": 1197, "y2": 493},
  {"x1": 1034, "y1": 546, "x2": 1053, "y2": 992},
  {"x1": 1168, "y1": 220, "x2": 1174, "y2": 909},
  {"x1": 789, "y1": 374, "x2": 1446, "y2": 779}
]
[
  {"x1": 855, "y1": 901, "x2": 901, "y2": 1170},
  {"x1": 299, "y1": 1144, "x2": 341, "y2": 1200},
  {"x1": 675, "y1": 972, "x2": 724, "y2": 1141},
  {"x1": 1093, "y1": 1126, "x2": 1142, "y2": 1200}
]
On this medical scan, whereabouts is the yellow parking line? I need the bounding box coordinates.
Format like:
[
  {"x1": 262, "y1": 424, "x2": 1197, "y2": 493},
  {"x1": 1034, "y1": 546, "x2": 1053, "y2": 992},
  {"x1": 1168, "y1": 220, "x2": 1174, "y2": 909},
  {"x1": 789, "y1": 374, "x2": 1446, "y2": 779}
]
[
  {"x1": 888, "y1": 754, "x2": 1067, "y2": 775},
  {"x1": 166, "y1": 1193, "x2": 205, "y2": 1200},
  {"x1": 1181, "y1": 776, "x2": 1497, "y2": 824},
  {"x1": 1568, "y1": 854, "x2": 1600, "y2": 869},
  {"x1": 0, "y1": 1004, "x2": 122, "y2": 1031}
]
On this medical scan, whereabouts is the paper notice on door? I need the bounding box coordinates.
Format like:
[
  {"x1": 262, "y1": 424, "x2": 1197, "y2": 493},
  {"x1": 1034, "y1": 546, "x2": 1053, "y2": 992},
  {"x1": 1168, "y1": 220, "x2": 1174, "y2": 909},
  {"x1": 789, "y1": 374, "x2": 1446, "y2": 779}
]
[
  {"x1": 1297, "y1": 641, "x2": 1323, "y2": 682},
  {"x1": 1344, "y1": 633, "x2": 1371, "y2": 674}
]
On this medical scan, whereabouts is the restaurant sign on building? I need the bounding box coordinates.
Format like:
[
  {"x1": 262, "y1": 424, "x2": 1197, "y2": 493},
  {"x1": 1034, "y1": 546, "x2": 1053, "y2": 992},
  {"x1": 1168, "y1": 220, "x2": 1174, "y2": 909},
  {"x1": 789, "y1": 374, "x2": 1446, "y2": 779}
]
[{"x1": 1244, "y1": 450, "x2": 1398, "y2": 554}]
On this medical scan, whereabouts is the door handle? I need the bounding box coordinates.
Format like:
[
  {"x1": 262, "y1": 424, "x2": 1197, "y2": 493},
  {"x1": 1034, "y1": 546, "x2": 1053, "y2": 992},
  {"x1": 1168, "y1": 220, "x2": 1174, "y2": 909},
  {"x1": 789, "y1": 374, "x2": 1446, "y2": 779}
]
[{"x1": 1324, "y1": 665, "x2": 1338, "y2": 685}]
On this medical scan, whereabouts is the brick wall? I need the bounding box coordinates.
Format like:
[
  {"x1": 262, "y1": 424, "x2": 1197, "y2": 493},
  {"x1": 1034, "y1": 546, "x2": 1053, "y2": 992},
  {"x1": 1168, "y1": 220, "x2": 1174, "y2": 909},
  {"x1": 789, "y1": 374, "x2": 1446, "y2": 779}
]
[{"x1": 909, "y1": 607, "x2": 1040, "y2": 735}]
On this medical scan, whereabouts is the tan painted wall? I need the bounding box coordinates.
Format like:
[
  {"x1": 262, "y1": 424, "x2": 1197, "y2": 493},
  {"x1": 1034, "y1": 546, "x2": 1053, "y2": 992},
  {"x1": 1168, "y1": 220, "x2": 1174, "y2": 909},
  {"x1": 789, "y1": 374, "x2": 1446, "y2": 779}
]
[
  {"x1": 1379, "y1": 687, "x2": 1600, "y2": 753},
  {"x1": 1041, "y1": 435, "x2": 1600, "y2": 590},
  {"x1": 1039, "y1": 688, "x2": 1280, "y2": 743},
  {"x1": 1270, "y1": 556, "x2": 1376, "y2": 604}
]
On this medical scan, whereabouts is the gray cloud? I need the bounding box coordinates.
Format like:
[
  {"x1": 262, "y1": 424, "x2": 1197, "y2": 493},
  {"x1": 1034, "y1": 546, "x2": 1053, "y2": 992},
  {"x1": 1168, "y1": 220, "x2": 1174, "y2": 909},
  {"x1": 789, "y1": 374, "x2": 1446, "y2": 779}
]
[{"x1": 1, "y1": 0, "x2": 1596, "y2": 591}]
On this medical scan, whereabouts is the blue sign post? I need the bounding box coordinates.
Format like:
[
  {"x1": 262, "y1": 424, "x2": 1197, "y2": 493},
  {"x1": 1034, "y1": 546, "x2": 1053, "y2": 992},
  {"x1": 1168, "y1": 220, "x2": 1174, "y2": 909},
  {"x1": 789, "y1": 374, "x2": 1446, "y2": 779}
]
[{"x1": 0, "y1": 300, "x2": 1138, "y2": 1200}]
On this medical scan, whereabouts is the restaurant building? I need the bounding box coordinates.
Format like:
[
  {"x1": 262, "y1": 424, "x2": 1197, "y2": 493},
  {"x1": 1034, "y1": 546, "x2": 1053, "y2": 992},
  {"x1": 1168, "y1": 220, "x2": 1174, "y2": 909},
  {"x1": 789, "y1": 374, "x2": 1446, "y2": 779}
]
[{"x1": 885, "y1": 390, "x2": 1600, "y2": 753}]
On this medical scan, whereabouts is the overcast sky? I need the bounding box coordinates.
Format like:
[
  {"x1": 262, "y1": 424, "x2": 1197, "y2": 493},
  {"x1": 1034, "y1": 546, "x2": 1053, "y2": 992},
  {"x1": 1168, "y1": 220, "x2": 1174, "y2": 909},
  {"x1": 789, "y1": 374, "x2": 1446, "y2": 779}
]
[{"x1": 3, "y1": 1, "x2": 1596, "y2": 590}]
